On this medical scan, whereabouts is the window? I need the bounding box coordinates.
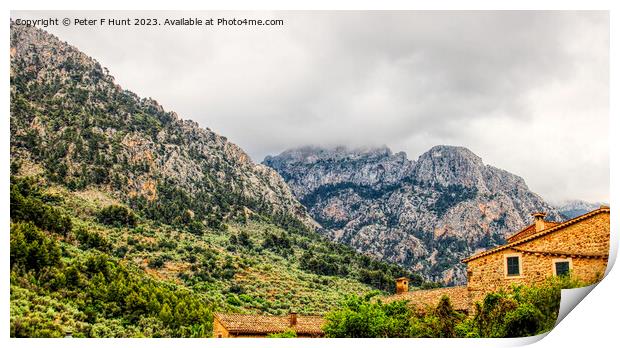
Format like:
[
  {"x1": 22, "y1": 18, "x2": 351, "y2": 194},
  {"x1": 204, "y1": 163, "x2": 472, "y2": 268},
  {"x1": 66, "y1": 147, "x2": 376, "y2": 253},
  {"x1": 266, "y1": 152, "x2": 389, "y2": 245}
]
[
  {"x1": 553, "y1": 258, "x2": 572, "y2": 276},
  {"x1": 504, "y1": 254, "x2": 522, "y2": 277},
  {"x1": 506, "y1": 257, "x2": 520, "y2": 276},
  {"x1": 555, "y1": 262, "x2": 570, "y2": 276}
]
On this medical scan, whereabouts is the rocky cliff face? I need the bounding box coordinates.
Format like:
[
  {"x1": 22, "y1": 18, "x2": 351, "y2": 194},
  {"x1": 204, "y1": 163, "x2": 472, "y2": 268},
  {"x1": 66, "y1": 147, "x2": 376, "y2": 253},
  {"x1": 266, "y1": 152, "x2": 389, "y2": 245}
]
[
  {"x1": 264, "y1": 145, "x2": 563, "y2": 284},
  {"x1": 10, "y1": 23, "x2": 313, "y2": 229},
  {"x1": 264, "y1": 145, "x2": 415, "y2": 197},
  {"x1": 554, "y1": 200, "x2": 607, "y2": 219}
]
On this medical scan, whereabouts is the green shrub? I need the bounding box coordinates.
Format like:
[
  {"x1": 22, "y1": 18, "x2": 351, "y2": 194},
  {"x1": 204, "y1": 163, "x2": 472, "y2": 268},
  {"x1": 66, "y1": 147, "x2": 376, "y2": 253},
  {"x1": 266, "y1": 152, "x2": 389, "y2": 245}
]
[
  {"x1": 414, "y1": 296, "x2": 464, "y2": 338},
  {"x1": 187, "y1": 220, "x2": 205, "y2": 235},
  {"x1": 262, "y1": 231, "x2": 292, "y2": 254},
  {"x1": 323, "y1": 293, "x2": 413, "y2": 338},
  {"x1": 11, "y1": 177, "x2": 72, "y2": 236},
  {"x1": 148, "y1": 255, "x2": 170, "y2": 269},
  {"x1": 75, "y1": 227, "x2": 111, "y2": 252},
  {"x1": 267, "y1": 329, "x2": 297, "y2": 338},
  {"x1": 469, "y1": 292, "x2": 519, "y2": 337},
  {"x1": 10, "y1": 222, "x2": 62, "y2": 273},
  {"x1": 503, "y1": 303, "x2": 544, "y2": 337},
  {"x1": 324, "y1": 275, "x2": 585, "y2": 338},
  {"x1": 97, "y1": 205, "x2": 137, "y2": 227},
  {"x1": 300, "y1": 251, "x2": 346, "y2": 277},
  {"x1": 11, "y1": 248, "x2": 214, "y2": 337},
  {"x1": 226, "y1": 295, "x2": 242, "y2": 306}
]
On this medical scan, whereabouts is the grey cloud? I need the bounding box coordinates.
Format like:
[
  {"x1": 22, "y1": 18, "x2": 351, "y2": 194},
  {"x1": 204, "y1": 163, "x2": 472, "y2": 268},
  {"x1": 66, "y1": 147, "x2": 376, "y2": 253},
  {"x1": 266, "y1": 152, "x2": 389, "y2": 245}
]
[{"x1": 11, "y1": 10, "x2": 609, "y2": 202}]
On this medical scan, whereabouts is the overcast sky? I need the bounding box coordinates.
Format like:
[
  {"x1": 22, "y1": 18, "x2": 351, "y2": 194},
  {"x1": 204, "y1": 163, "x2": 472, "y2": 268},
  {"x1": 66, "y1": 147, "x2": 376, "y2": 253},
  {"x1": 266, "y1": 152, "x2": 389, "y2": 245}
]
[{"x1": 13, "y1": 11, "x2": 609, "y2": 203}]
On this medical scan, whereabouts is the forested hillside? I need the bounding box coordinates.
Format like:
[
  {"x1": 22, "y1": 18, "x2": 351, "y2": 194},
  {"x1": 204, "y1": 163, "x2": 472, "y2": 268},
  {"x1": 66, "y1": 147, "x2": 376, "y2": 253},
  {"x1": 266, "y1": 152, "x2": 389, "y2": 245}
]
[
  {"x1": 9, "y1": 24, "x2": 426, "y2": 337},
  {"x1": 10, "y1": 22, "x2": 314, "y2": 234}
]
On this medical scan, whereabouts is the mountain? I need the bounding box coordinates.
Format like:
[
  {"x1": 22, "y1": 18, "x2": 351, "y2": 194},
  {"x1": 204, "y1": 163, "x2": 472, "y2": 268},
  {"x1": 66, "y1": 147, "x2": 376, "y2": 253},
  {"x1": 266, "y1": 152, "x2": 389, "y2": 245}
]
[
  {"x1": 264, "y1": 145, "x2": 564, "y2": 284},
  {"x1": 554, "y1": 200, "x2": 607, "y2": 219},
  {"x1": 9, "y1": 24, "x2": 423, "y2": 337},
  {"x1": 10, "y1": 23, "x2": 314, "y2": 231}
]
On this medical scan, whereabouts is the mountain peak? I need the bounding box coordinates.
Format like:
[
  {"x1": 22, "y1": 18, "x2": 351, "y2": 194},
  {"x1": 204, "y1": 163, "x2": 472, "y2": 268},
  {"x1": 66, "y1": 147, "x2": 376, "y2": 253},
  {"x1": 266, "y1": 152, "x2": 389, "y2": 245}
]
[
  {"x1": 265, "y1": 145, "x2": 395, "y2": 165},
  {"x1": 265, "y1": 143, "x2": 562, "y2": 284},
  {"x1": 263, "y1": 145, "x2": 414, "y2": 198},
  {"x1": 424, "y1": 145, "x2": 482, "y2": 160},
  {"x1": 414, "y1": 145, "x2": 485, "y2": 188}
]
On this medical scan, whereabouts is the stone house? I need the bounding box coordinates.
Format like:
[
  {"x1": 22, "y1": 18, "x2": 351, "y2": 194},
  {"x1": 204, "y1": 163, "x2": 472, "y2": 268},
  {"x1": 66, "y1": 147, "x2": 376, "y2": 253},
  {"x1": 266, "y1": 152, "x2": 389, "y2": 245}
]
[
  {"x1": 213, "y1": 312, "x2": 325, "y2": 338},
  {"x1": 462, "y1": 206, "x2": 609, "y2": 305},
  {"x1": 385, "y1": 206, "x2": 610, "y2": 312}
]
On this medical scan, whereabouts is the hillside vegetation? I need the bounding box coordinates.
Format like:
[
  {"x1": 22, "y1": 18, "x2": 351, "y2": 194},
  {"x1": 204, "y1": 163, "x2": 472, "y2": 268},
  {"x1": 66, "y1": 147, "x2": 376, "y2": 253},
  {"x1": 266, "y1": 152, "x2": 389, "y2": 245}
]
[
  {"x1": 323, "y1": 276, "x2": 585, "y2": 338},
  {"x1": 9, "y1": 23, "x2": 434, "y2": 337},
  {"x1": 10, "y1": 173, "x2": 430, "y2": 337}
]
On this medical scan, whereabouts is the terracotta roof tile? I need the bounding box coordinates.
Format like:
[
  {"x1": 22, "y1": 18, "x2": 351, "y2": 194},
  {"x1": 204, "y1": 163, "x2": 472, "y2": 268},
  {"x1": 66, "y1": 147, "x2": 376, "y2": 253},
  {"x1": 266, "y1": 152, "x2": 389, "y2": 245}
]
[
  {"x1": 511, "y1": 247, "x2": 608, "y2": 259},
  {"x1": 381, "y1": 286, "x2": 470, "y2": 312},
  {"x1": 506, "y1": 222, "x2": 560, "y2": 243},
  {"x1": 214, "y1": 313, "x2": 325, "y2": 335}
]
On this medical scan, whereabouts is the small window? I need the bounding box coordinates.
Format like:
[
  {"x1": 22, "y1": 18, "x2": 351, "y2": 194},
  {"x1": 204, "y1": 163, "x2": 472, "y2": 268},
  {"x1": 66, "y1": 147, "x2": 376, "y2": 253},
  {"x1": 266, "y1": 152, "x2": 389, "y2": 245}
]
[
  {"x1": 555, "y1": 262, "x2": 570, "y2": 276},
  {"x1": 506, "y1": 256, "x2": 521, "y2": 276},
  {"x1": 553, "y1": 259, "x2": 572, "y2": 276}
]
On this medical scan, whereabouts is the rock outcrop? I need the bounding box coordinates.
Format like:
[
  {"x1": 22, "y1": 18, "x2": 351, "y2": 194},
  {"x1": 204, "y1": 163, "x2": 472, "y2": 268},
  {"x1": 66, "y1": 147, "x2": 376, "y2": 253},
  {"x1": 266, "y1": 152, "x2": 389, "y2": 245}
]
[
  {"x1": 10, "y1": 23, "x2": 314, "y2": 229},
  {"x1": 264, "y1": 145, "x2": 563, "y2": 284}
]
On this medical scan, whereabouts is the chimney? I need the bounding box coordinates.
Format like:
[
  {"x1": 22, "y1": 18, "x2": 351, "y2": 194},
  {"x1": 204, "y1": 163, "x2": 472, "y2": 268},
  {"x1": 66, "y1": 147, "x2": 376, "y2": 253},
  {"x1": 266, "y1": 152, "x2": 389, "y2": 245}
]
[
  {"x1": 532, "y1": 212, "x2": 547, "y2": 232},
  {"x1": 289, "y1": 312, "x2": 297, "y2": 326},
  {"x1": 395, "y1": 277, "x2": 409, "y2": 295}
]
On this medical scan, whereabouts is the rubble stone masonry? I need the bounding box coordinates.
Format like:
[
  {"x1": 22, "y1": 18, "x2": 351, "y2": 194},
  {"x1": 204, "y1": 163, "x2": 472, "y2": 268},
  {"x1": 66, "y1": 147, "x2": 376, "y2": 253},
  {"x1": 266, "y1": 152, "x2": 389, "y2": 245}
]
[{"x1": 465, "y1": 209, "x2": 609, "y2": 305}]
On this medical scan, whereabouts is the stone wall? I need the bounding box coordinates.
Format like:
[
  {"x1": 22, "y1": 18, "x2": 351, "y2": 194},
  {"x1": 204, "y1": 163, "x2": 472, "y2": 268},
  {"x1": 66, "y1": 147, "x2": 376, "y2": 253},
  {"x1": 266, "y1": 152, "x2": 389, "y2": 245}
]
[
  {"x1": 382, "y1": 286, "x2": 471, "y2": 312},
  {"x1": 465, "y1": 210, "x2": 609, "y2": 305},
  {"x1": 213, "y1": 317, "x2": 230, "y2": 338}
]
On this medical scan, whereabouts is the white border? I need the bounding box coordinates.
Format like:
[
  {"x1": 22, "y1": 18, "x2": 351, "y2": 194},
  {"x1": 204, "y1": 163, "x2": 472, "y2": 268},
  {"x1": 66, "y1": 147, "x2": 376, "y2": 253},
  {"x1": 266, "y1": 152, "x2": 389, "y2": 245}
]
[{"x1": 3, "y1": 1, "x2": 618, "y2": 348}]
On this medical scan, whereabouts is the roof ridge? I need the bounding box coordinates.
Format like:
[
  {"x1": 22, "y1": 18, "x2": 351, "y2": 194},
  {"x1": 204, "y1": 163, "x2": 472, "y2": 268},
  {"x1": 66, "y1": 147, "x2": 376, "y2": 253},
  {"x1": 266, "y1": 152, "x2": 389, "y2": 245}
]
[
  {"x1": 462, "y1": 207, "x2": 609, "y2": 263},
  {"x1": 511, "y1": 247, "x2": 608, "y2": 258},
  {"x1": 506, "y1": 221, "x2": 562, "y2": 241}
]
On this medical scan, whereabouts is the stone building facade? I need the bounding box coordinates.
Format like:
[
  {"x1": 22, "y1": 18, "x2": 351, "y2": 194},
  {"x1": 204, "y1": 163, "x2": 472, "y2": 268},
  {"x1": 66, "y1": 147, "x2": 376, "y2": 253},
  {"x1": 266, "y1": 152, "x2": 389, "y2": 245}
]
[
  {"x1": 462, "y1": 207, "x2": 609, "y2": 305},
  {"x1": 385, "y1": 207, "x2": 610, "y2": 312},
  {"x1": 213, "y1": 313, "x2": 325, "y2": 338}
]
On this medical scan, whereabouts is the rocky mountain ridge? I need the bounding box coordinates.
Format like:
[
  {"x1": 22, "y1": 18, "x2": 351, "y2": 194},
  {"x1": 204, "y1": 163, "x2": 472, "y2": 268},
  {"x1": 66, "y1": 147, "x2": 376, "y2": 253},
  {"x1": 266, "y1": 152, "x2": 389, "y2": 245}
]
[
  {"x1": 10, "y1": 23, "x2": 314, "y2": 231},
  {"x1": 554, "y1": 200, "x2": 608, "y2": 219},
  {"x1": 264, "y1": 145, "x2": 564, "y2": 284},
  {"x1": 264, "y1": 145, "x2": 415, "y2": 198}
]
